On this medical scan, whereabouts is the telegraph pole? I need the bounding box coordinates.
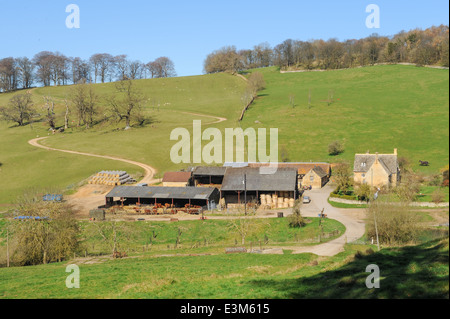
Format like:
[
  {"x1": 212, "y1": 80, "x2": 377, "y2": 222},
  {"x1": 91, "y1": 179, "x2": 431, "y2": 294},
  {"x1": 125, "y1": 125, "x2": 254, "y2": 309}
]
[
  {"x1": 373, "y1": 188, "x2": 380, "y2": 251},
  {"x1": 244, "y1": 174, "x2": 247, "y2": 216},
  {"x1": 6, "y1": 227, "x2": 10, "y2": 267}
]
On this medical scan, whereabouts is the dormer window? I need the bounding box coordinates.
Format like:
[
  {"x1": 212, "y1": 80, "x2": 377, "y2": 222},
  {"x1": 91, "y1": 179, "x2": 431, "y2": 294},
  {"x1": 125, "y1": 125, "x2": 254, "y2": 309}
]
[{"x1": 361, "y1": 162, "x2": 366, "y2": 167}]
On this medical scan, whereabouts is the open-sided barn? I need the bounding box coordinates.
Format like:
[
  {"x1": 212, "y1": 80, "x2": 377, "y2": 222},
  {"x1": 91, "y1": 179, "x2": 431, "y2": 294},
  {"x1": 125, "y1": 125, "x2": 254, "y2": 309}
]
[
  {"x1": 220, "y1": 167, "x2": 298, "y2": 207},
  {"x1": 192, "y1": 166, "x2": 227, "y2": 187},
  {"x1": 105, "y1": 186, "x2": 219, "y2": 209}
]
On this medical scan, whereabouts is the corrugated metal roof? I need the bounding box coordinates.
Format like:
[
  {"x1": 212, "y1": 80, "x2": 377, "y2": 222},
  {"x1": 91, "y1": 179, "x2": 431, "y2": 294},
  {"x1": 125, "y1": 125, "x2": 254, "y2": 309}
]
[
  {"x1": 106, "y1": 186, "x2": 217, "y2": 200},
  {"x1": 221, "y1": 167, "x2": 297, "y2": 191}
]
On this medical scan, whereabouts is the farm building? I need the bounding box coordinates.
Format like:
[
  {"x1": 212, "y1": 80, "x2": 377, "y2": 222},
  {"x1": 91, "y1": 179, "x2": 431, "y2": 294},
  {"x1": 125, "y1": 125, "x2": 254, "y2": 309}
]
[
  {"x1": 162, "y1": 171, "x2": 192, "y2": 187},
  {"x1": 220, "y1": 167, "x2": 298, "y2": 208},
  {"x1": 302, "y1": 166, "x2": 329, "y2": 189},
  {"x1": 247, "y1": 162, "x2": 331, "y2": 189},
  {"x1": 105, "y1": 186, "x2": 219, "y2": 209},
  {"x1": 353, "y1": 149, "x2": 400, "y2": 188},
  {"x1": 192, "y1": 166, "x2": 227, "y2": 187}
]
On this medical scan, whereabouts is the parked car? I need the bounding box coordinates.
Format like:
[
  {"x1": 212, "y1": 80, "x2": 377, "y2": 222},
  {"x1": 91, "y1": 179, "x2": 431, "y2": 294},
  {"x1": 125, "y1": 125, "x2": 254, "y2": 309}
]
[{"x1": 303, "y1": 196, "x2": 311, "y2": 204}]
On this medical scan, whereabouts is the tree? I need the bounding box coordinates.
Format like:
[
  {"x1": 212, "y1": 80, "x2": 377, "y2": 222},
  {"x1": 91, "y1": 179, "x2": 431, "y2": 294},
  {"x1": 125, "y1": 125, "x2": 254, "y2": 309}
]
[
  {"x1": 247, "y1": 72, "x2": 266, "y2": 97},
  {"x1": 108, "y1": 79, "x2": 146, "y2": 129},
  {"x1": 71, "y1": 57, "x2": 90, "y2": 84},
  {"x1": 288, "y1": 200, "x2": 306, "y2": 228},
  {"x1": 228, "y1": 217, "x2": 264, "y2": 245},
  {"x1": 355, "y1": 183, "x2": 372, "y2": 202},
  {"x1": 114, "y1": 54, "x2": 129, "y2": 80},
  {"x1": 204, "y1": 46, "x2": 244, "y2": 74},
  {"x1": 43, "y1": 96, "x2": 56, "y2": 130},
  {"x1": 10, "y1": 196, "x2": 79, "y2": 265},
  {"x1": 90, "y1": 53, "x2": 114, "y2": 83},
  {"x1": 394, "y1": 174, "x2": 421, "y2": 203},
  {"x1": 69, "y1": 82, "x2": 98, "y2": 128},
  {"x1": 153, "y1": 57, "x2": 177, "y2": 78},
  {"x1": 367, "y1": 200, "x2": 420, "y2": 246},
  {"x1": 33, "y1": 51, "x2": 53, "y2": 86},
  {"x1": 0, "y1": 57, "x2": 18, "y2": 92},
  {"x1": 328, "y1": 140, "x2": 344, "y2": 156},
  {"x1": 16, "y1": 57, "x2": 35, "y2": 89},
  {"x1": 431, "y1": 188, "x2": 445, "y2": 204},
  {"x1": 0, "y1": 93, "x2": 35, "y2": 126},
  {"x1": 333, "y1": 162, "x2": 353, "y2": 194}
]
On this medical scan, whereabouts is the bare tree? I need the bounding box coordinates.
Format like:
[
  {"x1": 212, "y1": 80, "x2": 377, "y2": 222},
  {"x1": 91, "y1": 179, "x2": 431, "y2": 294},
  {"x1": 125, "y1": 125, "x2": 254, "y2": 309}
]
[
  {"x1": 90, "y1": 53, "x2": 114, "y2": 83},
  {"x1": 0, "y1": 93, "x2": 35, "y2": 126},
  {"x1": 43, "y1": 96, "x2": 56, "y2": 130},
  {"x1": 108, "y1": 78, "x2": 146, "y2": 129},
  {"x1": 149, "y1": 57, "x2": 177, "y2": 78},
  {"x1": 15, "y1": 57, "x2": 34, "y2": 89},
  {"x1": 114, "y1": 54, "x2": 129, "y2": 80},
  {"x1": 0, "y1": 57, "x2": 18, "y2": 92},
  {"x1": 69, "y1": 81, "x2": 98, "y2": 128}
]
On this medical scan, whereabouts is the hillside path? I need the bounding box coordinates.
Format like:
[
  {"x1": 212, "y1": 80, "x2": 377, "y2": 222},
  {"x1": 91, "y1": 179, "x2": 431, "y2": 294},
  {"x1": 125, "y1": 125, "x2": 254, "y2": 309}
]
[{"x1": 28, "y1": 137, "x2": 159, "y2": 184}]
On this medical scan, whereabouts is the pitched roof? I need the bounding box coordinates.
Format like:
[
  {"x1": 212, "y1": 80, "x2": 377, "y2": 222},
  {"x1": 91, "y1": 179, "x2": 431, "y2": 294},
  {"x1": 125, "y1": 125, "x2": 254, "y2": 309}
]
[
  {"x1": 193, "y1": 166, "x2": 227, "y2": 176},
  {"x1": 162, "y1": 171, "x2": 192, "y2": 183},
  {"x1": 106, "y1": 186, "x2": 217, "y2": 200},
  {"x1": 354, "y1": 154, "x2": 399, "y2": 174},
  {"x1": 221, "y1": 167, "x2": 297, "y2": 192},
  {"x1": 311, "y1": 166, "x2": 328, "y2": 178},
  {"x1": 248, "y1": 162, "x2": 331, "y2": 175}
]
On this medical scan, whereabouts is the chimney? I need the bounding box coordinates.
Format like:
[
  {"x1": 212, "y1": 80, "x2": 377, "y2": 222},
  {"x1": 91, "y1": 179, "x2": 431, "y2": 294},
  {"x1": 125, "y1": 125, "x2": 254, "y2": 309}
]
[
  {"x1": 394, "y1": 148, "x2": 398, "y2": 155},
  {"x1": 366, "y1": 150, "x2": 370, "y2": 154},
  {"x1": 375, "y1": 152, "x2": 379, "y2": 163}
]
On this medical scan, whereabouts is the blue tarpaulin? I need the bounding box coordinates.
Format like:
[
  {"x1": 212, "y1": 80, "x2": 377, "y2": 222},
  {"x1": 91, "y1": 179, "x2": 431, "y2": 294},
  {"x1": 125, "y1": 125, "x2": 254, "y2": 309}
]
[
  {"x1": 14, "y1": 216, "x2": 50, "y2": 221},
  {"x1": 43, "y1": 194, "x2": 63, "y2": 202}
]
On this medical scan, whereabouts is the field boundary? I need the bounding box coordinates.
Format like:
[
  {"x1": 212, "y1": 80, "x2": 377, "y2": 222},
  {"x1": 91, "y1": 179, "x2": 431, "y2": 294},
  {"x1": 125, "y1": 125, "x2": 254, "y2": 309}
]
[
  {"x1": 280, "y1": 62, "x2": 449, "y2": 73},
  {"x1": 328, "y1": 196, "x2": 449, "y2": 208}
]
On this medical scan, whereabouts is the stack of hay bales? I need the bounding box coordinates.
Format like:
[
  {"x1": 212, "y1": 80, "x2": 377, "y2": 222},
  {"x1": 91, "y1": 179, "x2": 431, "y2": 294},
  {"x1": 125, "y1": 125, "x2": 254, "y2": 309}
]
[
  {"x1": 259, "y1": 192, "x2": 296, "y2": 209},
  {"x1": 88, "y1": 170, "x2": 135, "y2": 186}
]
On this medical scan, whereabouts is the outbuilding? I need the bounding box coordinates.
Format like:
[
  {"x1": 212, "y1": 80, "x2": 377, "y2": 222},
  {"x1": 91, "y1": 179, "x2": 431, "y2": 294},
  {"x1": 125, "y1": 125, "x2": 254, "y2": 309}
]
[
  {"x1": 105, "y1": 186, "x2": 219, "y2": 209},
  {"x1": 220, "y1": 167, "x2": 298, "y2": 207}
]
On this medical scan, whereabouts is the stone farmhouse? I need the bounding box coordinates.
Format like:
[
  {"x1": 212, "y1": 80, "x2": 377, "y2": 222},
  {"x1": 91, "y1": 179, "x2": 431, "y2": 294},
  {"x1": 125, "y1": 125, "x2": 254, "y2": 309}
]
[{"x1": 353, "y1": 149, "x2": 401, "y2": 188}]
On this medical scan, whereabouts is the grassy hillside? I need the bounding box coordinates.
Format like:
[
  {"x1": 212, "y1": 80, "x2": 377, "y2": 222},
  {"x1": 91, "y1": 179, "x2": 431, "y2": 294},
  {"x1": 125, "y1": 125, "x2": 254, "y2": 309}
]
[
  {"x1": 0, "y1": 73, "x2": 247, "y2": 204},
  {"x1": 0, "y1": 65, "x2": 448, "y2": 204},
  {"x1": 241, "y1": 65, "x2": 449, "y2": 172},
  {"x1": 1, "y1": 238, "x2": 447, "y2": 299}
]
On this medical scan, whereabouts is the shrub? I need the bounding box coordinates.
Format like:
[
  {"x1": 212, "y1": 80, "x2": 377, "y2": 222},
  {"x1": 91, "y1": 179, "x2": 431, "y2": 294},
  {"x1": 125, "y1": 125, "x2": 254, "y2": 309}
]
[
  {"x1": 288, "y1": 200, "x2": 306, "y2": 228},
  {"x1": 328, "y1": 140, "x2": 344, "y2": 156},
  {"x1": 355, "y1": 184, "x2": 372, "y2": 202},
  {"x1": 367, "y1": 200, "x2": 420, "y2": 246},
  {"x1": 431, "y1": 188, "x2": 446, "y2": 204}
]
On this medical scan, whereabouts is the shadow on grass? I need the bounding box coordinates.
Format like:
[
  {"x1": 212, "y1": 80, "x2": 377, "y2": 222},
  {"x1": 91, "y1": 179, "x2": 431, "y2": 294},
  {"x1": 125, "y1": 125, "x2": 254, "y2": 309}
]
[{"x1": 246, "y1": 238, "x2": 449, "y2": 299}]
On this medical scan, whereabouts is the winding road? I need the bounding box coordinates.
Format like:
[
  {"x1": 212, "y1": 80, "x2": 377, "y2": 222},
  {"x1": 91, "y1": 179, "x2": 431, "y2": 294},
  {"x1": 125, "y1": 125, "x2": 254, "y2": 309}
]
[
  {"x1": 281, "y1": 185, "x2": 366, "y2": 256},
  {"x1": 28, "y1": 136, "x2": 159, "y2": 185}
]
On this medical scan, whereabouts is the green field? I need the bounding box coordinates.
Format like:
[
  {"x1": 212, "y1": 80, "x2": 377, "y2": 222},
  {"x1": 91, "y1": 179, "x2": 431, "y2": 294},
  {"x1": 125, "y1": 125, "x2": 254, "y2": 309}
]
[
  {"x1": 241, "y1": 65, "x2": 449, "y2": 172},
  {"x1": 1, "y1": 238, "x2": 447, "y2": 299},
  {"x1": 0, "y1": 73, "x2": 247, "y2": 204},
  {"x1": 0, "y1": 65, "x2": 448, "y2": 205}
]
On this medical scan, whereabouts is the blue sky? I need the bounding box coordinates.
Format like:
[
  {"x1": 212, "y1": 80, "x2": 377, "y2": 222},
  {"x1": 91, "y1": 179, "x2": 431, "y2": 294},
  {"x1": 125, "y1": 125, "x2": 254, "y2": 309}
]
[{"x1": 0, "y1": 0, "x2": 448, "y2": 76}]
